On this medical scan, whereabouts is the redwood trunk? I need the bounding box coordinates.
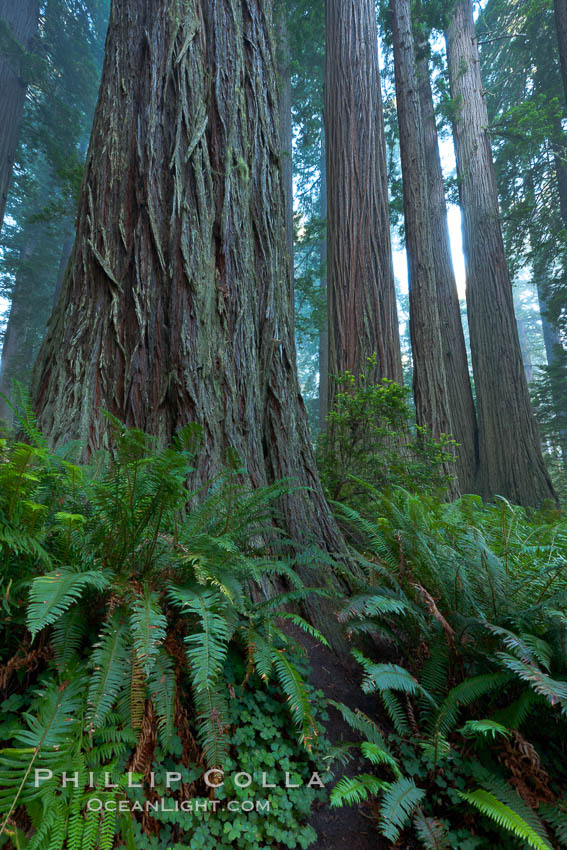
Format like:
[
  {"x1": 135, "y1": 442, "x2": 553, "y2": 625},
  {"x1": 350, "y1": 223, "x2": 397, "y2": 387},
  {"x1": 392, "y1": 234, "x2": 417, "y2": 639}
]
[
  {"x1": 0, "y1": 237, "x2": 36, "y2": 422},
  {"x1": 534, "y1": 261, "x2": 567, "y2": 469},
  {"x1": 391, "y1": 0, "x2": 455, "y2": 494},
  {"x1": 276, "y1": 5, "x2": 294, "y2": 303},
  {"x1": 325, "y1": 0, "x2": 402, "y2": 405},
  {"x1": 446, "y1": 0, "x2": 555, "y2": 506},
  {"x1": 555, "y1": 0, "x2": 567, "y2": 109},
  {"x1": 32, "y1": 0, "x2": 347, "y2": 623},
  {"x1": 318, "y1": 140, "x2": 329, "y2": 431},
  {"x1": 416, "y1": 47, "x2": 478, "y2": 493},
  {"x1": 0, "y1": 0, "x2": 40, "y2": 233}
]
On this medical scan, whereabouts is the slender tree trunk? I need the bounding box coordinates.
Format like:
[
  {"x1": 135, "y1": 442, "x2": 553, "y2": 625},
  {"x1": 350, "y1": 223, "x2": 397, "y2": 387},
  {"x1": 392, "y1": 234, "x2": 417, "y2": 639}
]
[
  {"x1": 554, "y1": 0, "x2": 567, "y2": 109},
  {"x1": 516, "y1": 316, "x2": 534, "y2": 385},
  {"x1": 391, "y1": 0, "x2": 457, "y2": 496},
  {"x1": 32, "y1": 0, "x2": 348, "y2": 634},
  {"x1": 416, "y1": 46, "x2": 478, "y2": 493},
  {"x1": 535, "y1": 265, "x2": 567, "y2": 469},
  {"x1": 325, "y1": 0, "x2": 402, "y2": 409},
  {"x1": 446, "y1": 0, "x2": 555, "y2": 506},
  {"x1": 276, "y1": 4, "x2": 294, "y2": 306},
  {"x1": 318, "y1": 140, "x2": 328, "y2": 432},
  {"x1": 0, "y1": 0, "x2": 40, "y2": 233},
  {"x1": 53, "y1": 232, "x2": 75, "y2": 307},
  {"x1": 0, "y1": 309, "x2": 19, "y2": 423},
  {"x1": 0, "y1": 238, "x2": 36, "y2": 422}
]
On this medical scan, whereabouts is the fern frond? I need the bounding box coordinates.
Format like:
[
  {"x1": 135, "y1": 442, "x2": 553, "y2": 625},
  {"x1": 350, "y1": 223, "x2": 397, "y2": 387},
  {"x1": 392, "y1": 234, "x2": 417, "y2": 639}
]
[
  {"x1": 381, "y1": 690, "x2": 411, "y2": 736},
  {"x1": 496, "y1": 654, "x2": 567, "y2": 714},
  {"x1": 330, "y1": 774, "x2": 388, "y2": 807},
  {"x1": 458, "y1": 789, "x2": 552, "y2": 850},
  {"x1": 414, "y1": 811, "x2": 450, "y2": 849},
  {"x1": 539, "y1": 800, "x2": 567, "y2": 845},
  {"x1": 0, "y1": 677, "x2": 84, "y2": 822},
  {"x1": 379, "y1": 777, "x2": 426, "y2": 843},
  {"x1": 149, "y1": 648, "x2": 176, "y2": 748},
  {"x1": 360, "y1": 741, "x2": 401, "y2": 776},
  {"x1": 168, "y1": 585, "x2": 229, "y2": 691},
  {"x1": 86, "y1": 614, "x2": 130, "y2": 730},
  {"x1": 459, "y1": 720, "x2": 511, "y2": 740},
  {"x1": 327, "y1": 700, "x2": 392, "y2": 749},
  {"x1": 277, "y1": 613, "x2": 330, "y2": 647},
  {"x1": 27, "y1": 569, "x2": 109, "y2": 638},
  {"x1": 431, "y1": 672, "x2": 512, "y2": 742},
  {"x1": 130, "y1": 589, "x2": 167, "y2": 676},
  {"x1": 51, "y1": 607, "x2": 87, "y2": 671},
  {"x1": 352, "y1": 651, "x2": 427, "y2": 699},
  {"x1": 272, "y1": 649, "x2": 318, "y2": 749}
]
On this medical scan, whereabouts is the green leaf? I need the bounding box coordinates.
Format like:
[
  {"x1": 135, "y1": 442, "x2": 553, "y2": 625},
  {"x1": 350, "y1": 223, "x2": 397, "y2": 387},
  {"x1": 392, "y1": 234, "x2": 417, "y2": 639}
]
[
  {"x1": 379, "y1": 777, "x2": 426, "y2": 843},
  {"x1": 27, "y1": 569, "x2": 109, "y2": 638},
  {"x1": 130, "y1": 589, "x2": 167, "y2": 676},
  {"x1": 87, "y1": 615, "x2": 130, "y2": 730},
  {"x1": 459, "y1": 790, "x2": 552, "y2": 850}
]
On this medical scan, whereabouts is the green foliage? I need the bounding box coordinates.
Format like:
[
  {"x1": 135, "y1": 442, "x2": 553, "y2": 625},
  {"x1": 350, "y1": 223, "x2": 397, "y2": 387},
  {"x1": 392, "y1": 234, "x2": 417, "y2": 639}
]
[
  {"x1": 328, "y1": 485, "x2": 567, "y2": 848},
  {"x1": 0, "y1": 421, "x2": 330, "y2": 847},
  {"x1": 458, "y1": 790, "x2": 552, "y2": 850},
  {"x1": 317, "y1": 364, "x2": 457, "y2": 507},
  {"x1": 151, "y1": 674, "x2": 328, "y2": 850}
]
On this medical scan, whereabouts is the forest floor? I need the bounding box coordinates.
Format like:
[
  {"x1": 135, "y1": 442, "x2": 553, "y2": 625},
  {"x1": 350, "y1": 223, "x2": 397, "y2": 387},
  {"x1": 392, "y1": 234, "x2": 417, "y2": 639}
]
[{"x1": 283, "y1": 624, "x2": 415, "y2": 850}]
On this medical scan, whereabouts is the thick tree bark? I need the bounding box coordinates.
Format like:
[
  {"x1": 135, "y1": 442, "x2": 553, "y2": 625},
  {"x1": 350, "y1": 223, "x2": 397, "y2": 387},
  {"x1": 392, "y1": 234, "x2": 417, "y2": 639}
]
[
  {"x1": 325, "y1": 0, "x2": 402, "y2": 407},
  {"x1": 318, "y1": 141, "x2": 328, "y2": 432},
  {"x1": 32, "y1": 0, "x2": 348, "y2": 633},
  {"x1": 446, "y1": 0, "x2": 555, "y2": 506},
  {"x1": 276, "y1": 5, "x2": 294, "y2": 305},
  {"x1": 0, "y1": 0, "x2": 40, "y2": 233},
  {"x1": 391, "y1": 0, "x2": 457, "y2": 499},
  {"x1": 555, "y1": 0, "x2": 567, "y2": 109},
  {"x1": 416, "y1": 47, "x2": 478, "y2": 493}
]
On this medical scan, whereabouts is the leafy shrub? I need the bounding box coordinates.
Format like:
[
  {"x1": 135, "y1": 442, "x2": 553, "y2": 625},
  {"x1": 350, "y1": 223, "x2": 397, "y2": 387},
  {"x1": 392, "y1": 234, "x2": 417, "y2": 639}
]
[{"x1": 317, "y1": 360, "x2": 457, "y2": 508}]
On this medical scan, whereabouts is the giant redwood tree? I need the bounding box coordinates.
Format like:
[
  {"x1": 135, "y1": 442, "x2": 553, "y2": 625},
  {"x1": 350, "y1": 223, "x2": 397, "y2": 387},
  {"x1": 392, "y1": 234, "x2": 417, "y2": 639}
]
[
  {"x1": 416, "y1": 45, "x2": 478, "y2": 493},
  {"x1": 446, "y1": 0, "x2": 555, "y2": 506},
  {"x1": 32, "y1": 0, "x2": 347, "y2": 614},
  {"x1": 390, "y1": 0, "x2": 457, "y2": 495},
  {"x1": 0, "y1": 0, "x2": 40, "y2": 233},
  {"x1": 325, "y1": 0, "x2": 402, "y2": 405}
]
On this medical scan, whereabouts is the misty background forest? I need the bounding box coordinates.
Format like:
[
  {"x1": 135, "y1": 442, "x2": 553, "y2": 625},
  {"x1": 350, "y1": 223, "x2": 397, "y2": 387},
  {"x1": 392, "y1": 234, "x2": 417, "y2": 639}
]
[{"x1": 1, "y1": 1, "x2": 567, "y2": 849}]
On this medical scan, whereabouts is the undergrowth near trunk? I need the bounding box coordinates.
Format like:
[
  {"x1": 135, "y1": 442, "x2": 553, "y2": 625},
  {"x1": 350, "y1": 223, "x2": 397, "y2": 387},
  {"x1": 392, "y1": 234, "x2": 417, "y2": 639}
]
[
  {"x1": 328, "y1": 485, "x2": 567, "y2": 849},
  {"x1": 0, "y1": 413, "x2": 332, "y2": 849}
]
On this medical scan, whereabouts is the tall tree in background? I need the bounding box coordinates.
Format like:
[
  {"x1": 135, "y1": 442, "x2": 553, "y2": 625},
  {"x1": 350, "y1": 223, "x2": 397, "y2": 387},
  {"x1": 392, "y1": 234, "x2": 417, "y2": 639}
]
[
  {"x1": 32, "y1": 0, "x2": 346, "y2": 610},
  {"x1": 0, "y1": 0, "x2": 108, "y2": 422},
  {"x1": 478, "y1": 0, "x2": 567, "y2": 480},
  {"x1": 446, "y1": 0, "x2": 555, "y2": 506},
  {"x1": 555, "y1": 0, "x2": 567, "y2": 106},
  {"x1": 325, "y1": 0, "x2": 402, "y2": 407},
  {"x1": 416, "y1": 43, "x2": 478, "y2": 492},
  {"x1": 0, "y1": 0, "x2": 40, "y2": 233},
  {"x1": 390, "y1": 0, "x2": 457, "y2": 493},
  {"x1": 318, "y1": 140, "x2": 328, "y2": 431}
]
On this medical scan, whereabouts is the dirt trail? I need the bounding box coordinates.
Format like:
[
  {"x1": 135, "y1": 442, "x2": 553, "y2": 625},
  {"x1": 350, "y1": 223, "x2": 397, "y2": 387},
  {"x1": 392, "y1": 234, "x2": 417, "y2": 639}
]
[{"x1": 285, "y1": 625, "x2": 393, "y2": 849}]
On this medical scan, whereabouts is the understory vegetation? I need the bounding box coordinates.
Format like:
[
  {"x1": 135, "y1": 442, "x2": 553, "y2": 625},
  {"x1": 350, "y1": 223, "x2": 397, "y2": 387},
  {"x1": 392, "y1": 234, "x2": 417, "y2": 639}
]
[
  {"x1": 0, "y1": 410, "x2": 331, "y2": 849},
  {"x1": 0, "y1": 383, "x2": 566, "y2": 849}
]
